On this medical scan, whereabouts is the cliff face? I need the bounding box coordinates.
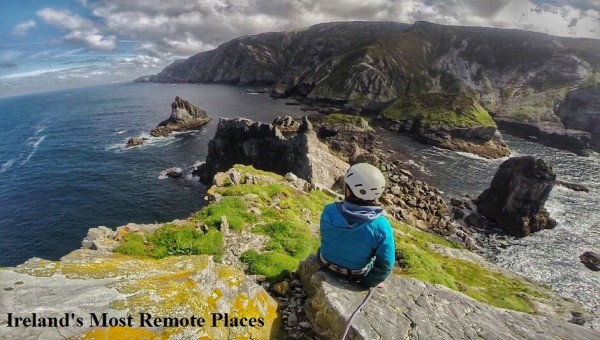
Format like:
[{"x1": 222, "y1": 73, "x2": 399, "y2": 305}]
[
  {"x1": 141, "y1": 21, "x2": 600, "y2": 152},
  {"x1": 556, "y1": 85, "x2": 600, "y2": 149},
  {"x1": 145, "y1": 21, "x2": 410, "y2": 86},
  {"x1": 200, "y1": 117, "x2": 349, "y2": 188}
]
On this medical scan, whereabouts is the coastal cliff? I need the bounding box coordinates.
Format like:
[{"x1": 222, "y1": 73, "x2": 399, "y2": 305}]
[
  {"x1": 139, "y1": 20, "x2": 600, "y2": 153},
  {"x1": 1, "y1": 165, "x2": 596, "y2": 339}
]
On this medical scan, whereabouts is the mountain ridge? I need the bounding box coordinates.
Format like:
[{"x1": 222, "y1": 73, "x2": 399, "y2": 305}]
[{"x1": 138, "y1": 20, "x2": 600, "y2": 152}]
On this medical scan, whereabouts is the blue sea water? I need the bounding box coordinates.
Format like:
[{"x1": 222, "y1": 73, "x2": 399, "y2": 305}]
[
  {"x1": 0, "y1": 82, "x2": 303, "y2": 266},
  {"x1": 0, "y1": 82, "x2": 598, "y2": 327}
]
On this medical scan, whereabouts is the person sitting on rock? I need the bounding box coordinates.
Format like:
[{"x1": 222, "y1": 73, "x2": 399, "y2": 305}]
[{"x1": 318, "y1": 163, "x2": 395, "y2": 288}]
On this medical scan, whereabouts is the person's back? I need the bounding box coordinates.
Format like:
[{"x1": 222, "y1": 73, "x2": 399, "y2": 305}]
[{"x1": 319, "y1": 163, "x2": 395, "y2": 288}]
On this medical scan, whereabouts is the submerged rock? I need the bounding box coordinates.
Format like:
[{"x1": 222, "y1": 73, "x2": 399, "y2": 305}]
[
  {"x1": 125, "y1": 137, "x2": 148, "y2": 148},
  {"x1": 164, "y1": 167, "x2": 183, "y2": 178},
  {"x1": 579, "y1": 251, "x2": 600, "y2": 271},
  {"x1": 477, "y1": 156, "x2": 557, "y2": 237},
  {"x1": 150, "y1": 96, "x2": 212, "y2": 137},
  {"x1": 298, "y1": 254, "x2": 597, "y2": 340},
  {"x1": 556, "y1": 180, "x2": 590, "y2": 193}
]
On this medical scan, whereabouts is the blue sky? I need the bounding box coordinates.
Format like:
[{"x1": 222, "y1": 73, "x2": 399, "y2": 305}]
[{"x1": 0, "y1": 0, "x2": 598, "y2": 97}]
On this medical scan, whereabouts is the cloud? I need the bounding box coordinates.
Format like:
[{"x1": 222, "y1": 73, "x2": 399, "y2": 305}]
[
  {"x1": 63, "y1": 32, "x2": 117, "y2": 51},
  {"x1": 37, "y1": 8, "x2": 93, "y2": 31},
  {"x1": 82, "y1": 0, "x2": 598, "y2": 63},
  {"x1": 36, "y1": 7, "x2": 117, "y2": 51},
  {"x1": 0, "y1": 63, "x2": 18, "y2": 68},
  {"x1": 12, "y1": 20, "x2": 37, "y2": 37}
]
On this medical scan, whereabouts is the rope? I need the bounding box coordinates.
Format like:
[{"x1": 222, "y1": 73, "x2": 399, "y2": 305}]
[{"x1": 341, "y1": 287, "x2": 377, "y2": 340}]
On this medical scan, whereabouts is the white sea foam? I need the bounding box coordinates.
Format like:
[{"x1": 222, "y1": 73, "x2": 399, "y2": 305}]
[
  {"x1": 0, "y1": 159, "x2": 15, "y2": 173},
  {"x1": 29, "y1": 135, "x2": 46, "y2": 149},
  {"x1": 454, "y1": 151, "x2": 492, "y2": 161},
  {"x1": 107, "y1": 133, "x2": 177, "y2": 152}
]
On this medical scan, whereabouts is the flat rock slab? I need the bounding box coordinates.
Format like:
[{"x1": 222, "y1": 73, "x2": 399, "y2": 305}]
[
  {"x1": 299, "y1": 255, "x2": 600, "y2": 340},
  {"x1": 0, "y1": 251, "x2": 279, "y2": 339}
]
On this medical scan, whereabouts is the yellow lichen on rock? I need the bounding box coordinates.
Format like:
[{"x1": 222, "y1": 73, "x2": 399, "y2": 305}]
[
  {"x1": 79, "y1": 327, "x2": 161, "y2": 340},
  {"x1": 1, "y1": 252, "x2": 279, "y2": 339}
]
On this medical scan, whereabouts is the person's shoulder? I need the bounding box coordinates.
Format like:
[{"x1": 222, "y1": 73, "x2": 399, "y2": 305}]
[
  {"x1": 373, "y1": 215, "x2": 393, "y2": 230},
  {"x1": 321, "y1": 202, "x2": 340, "y2": 216},
  {"x1": 323, "y1": 202, "x2": 339, "y2": 211}
]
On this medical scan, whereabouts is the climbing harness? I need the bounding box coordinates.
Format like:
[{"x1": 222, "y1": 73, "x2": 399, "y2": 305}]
[
  {"x1": 315, "y1": 251, "x2": 379, "y2": 339},
  {"x1": 341, "y1": 287, "x2": 377, "y2": 340}
]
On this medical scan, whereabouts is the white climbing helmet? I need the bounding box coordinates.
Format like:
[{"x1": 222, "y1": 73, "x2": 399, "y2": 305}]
[{"x1": 344, "y1": 163, "x2": 386, "y2": 201}]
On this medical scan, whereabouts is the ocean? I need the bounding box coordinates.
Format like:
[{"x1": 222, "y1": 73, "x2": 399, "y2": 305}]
[
  {"x1": 0, "y1": 82, "x2": 598, "y2": 327},
  {"x1": 0, "y1": 82, "x2": 303, "y2": 266}
]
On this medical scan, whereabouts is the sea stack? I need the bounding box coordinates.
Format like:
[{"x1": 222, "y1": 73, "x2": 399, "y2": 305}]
[
  {"x1": 150, "y1": 96, "x2": 212, "y2": 137},
  {"x1": 476, "y1": 156, "x2": 557, "y2": 237}
]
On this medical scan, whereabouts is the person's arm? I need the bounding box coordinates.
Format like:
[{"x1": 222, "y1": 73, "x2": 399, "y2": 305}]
[{"x1": 362, "y1": 220, "x2": 395, "y2": 287}]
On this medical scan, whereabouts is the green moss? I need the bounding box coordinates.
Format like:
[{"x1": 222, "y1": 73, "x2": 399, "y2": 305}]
[
  {"x1": 580, "y1": 73, "x2": 599, "y2": 89},
  {"x1": 392, "y1": 219, "x2": 542, "y2": 313},
  {"x1": 253, "y1": 221, "x2": 319, "y2": 259},
  {"x1": 382, "y1": 93, "x2": 496, "y2": 128},
  {"x1": 241, "y1": 250, "x2": 299, "y2": 283},
  {"x1": 114, "y1": 233, "x2": 147, "y2": 257},
  {"x1": 232, "y1": 164, "x2": 284, "y2": 180},
  {"x1": 193, "y1": 197, "x2": 256, "y2": 231},
  {"x1": 323, "y1": 113, "x2": 371, "y2": 129},
  {"x1": 217, "y1": 183, "x2": 290, "y2": 204},
  {"x1": 440, "y1": 259, "x2": 544, "y2": 313},
  {"x1": 500, "y1": 86, "x2": 514, "y2": 100}
]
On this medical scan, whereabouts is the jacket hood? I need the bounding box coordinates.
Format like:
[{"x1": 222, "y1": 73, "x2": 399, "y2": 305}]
[{"x1": 339, "y1": 201, "x2": 384, "y2": 225}]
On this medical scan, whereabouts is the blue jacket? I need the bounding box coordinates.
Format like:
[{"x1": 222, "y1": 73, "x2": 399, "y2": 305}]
[{"x1": 320, "y1": 202, "x2": 395, "y2": 287}]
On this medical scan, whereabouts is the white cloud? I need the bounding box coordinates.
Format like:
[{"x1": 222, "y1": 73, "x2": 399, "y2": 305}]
[
  {"x1": 37, "y1": 8, "x2": 93, "y2": 31},
  {"x1": 64, "y1": 32, "x2": 117, "y2": 51},
  {"x1": 12, "y1": 20, "x2": 37, "y2": 37},
  {"x1": 36, "y1": 7, "x2": 117, "y2": 51},
  {"x1": 82, "y1": 0, "x2": 598, "y2": 63}
]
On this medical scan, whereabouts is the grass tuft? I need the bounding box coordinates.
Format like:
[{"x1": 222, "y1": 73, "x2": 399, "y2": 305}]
[{"x1": 115, "y1": 225, "x2": 223, "y2": 261}]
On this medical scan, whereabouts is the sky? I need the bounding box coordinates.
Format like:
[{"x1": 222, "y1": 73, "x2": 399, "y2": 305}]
[{"x1": 0, "y1": 0, "x2": 598, "y2": 97}]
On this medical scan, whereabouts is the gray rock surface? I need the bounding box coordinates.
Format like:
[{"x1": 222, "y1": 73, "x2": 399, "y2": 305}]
[
  {"x1": 150, "y1": 96, "x2": 212, "y2": 137},
  {"x1": 0, "y1": 252, "x2": 279, "y2": 339},
  {"x1": 298, "y1": 254, "x2": 600, "y2": 340},
  {"x1": 200, "y1": 117, "x2": 349, "y2": 188},
  {"x1": 273, "y1": 115, "x2": 300, "y2": 132},
  {"x1": 556, "y1": 85, "x2": 600, "y2": 149},
  {"x1": 477, "y1": 156, "x2": 557, "y2": 237}
]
